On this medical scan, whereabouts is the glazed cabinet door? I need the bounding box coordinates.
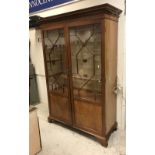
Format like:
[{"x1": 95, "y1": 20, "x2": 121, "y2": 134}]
[
  {"x1": 69, "y1": 23, "x2": 103, "y2": 135},
  {"x1": 43, "y1": 28, "x2": 72, "y2": 124}
]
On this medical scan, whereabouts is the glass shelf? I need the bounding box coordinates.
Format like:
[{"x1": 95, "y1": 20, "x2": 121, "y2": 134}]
[{"x1": 72, "y1": 74, "x2": 101, "y2": 82}]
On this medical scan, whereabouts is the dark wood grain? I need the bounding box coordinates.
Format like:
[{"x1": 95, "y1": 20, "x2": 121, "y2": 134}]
[
  {"x1": 74, "y1": 99, "x2": 103, "y2": 135},
  {"x1": 50, "y1": 93, "x2": 72, "y2": 124}
]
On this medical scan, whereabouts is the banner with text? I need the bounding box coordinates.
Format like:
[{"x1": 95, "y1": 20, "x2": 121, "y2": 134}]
[{"x1": 29, "y1": 0, "x2": 78, "y2": 13}]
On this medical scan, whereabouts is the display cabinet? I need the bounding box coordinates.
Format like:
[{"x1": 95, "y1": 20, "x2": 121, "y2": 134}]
[{"x1": 40, "y1": 4, "x2": 122, "y2": 146}]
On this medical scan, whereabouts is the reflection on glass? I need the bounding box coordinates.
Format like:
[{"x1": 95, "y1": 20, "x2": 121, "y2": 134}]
[
  {"x1": 70, "y1": 24, "x2": 102, "y2": 102},
  {"x1": 44, "y1": 29, "x2": 68, "y2": 95}
]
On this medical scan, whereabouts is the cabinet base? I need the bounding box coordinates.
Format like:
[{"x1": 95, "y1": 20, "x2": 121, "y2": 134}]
[
  {"x1": 96, "y1": 137, "x2": 108, "y2": 147},
  {"x1": 105, "y1": 122, "x2": 117, "y2": 140},
  {"x1": 48, "y1": 116, "x2": 117, "y2": 147},
  {"x1": 48, "y1": 116, "x2": 54, "y2": 123},
  {"x1": 95, "y1": 122, "x2": 117, "y2": 146}
]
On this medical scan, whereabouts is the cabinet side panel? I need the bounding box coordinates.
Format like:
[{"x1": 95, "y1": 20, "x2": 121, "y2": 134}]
[{"x1": 104, "y1": 19, "x2": 118, "y2": 134}]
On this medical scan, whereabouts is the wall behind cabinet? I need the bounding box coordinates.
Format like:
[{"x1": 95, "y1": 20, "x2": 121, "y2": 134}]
[
  {"x1": 29, "y1": 0, "x2": 126, "y2": 130},
  {"x1": 29, "y1": 29, "x2": 48, "y2": 104}
]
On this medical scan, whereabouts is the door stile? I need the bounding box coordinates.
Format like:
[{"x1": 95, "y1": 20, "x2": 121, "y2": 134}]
[
  {"x1": 64, "y1": 25, "x2": 75, "y2": 125},
  {"x1": 101, "y1": 20, "x2": 106, "y2": 136}
]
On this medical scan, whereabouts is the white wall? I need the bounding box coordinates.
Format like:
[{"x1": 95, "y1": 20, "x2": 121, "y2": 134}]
[
  {"x1": 29, "y1": 0, "x2": 126, "y2": 130},
  {"x1": 117, "y1": 13, "x2": 126, "y2": 130},
  {"x1": 29, "y1": 29, "x2": 48, "y2": 104}
]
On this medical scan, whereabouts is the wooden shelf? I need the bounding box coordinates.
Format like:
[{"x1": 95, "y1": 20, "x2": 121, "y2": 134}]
[
  {"x1": 72, "y1": 75, "x2": 101, "y2": 82},
  {"x1": 46, "y1": 59, "x2": 62, "y2": 62}
]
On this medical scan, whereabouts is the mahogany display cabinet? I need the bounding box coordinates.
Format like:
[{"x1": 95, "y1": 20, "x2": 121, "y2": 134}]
[{"x1": 39, "y1": 4, "x2": 122, "y2": 146}]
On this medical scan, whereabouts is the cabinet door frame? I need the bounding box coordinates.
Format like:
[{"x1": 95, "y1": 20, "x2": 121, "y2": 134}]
[
  {"x1": 66, "y1": 20, "x2": 106, "y2": 135},
  {"x1": 42, "y1": 27, "x2": 73, "y2": 124}
]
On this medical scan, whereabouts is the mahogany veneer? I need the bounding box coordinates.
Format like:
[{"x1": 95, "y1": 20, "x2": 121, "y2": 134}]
[{"x1": 40, "y1": 4, "x2": 122, "y2": 146}]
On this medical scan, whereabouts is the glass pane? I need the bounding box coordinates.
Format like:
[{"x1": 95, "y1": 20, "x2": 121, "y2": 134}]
[
  {"x1": 70, "y1": 24, "x2": 102, "y2": 102},
  {"x1": 44, "y1": 29, "x2": 68, "y2": 95}
]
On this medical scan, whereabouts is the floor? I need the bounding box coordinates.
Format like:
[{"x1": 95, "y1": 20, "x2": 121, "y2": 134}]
[{"x1": 35, "y1": 103, "x2": 126, "y2": 155}]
